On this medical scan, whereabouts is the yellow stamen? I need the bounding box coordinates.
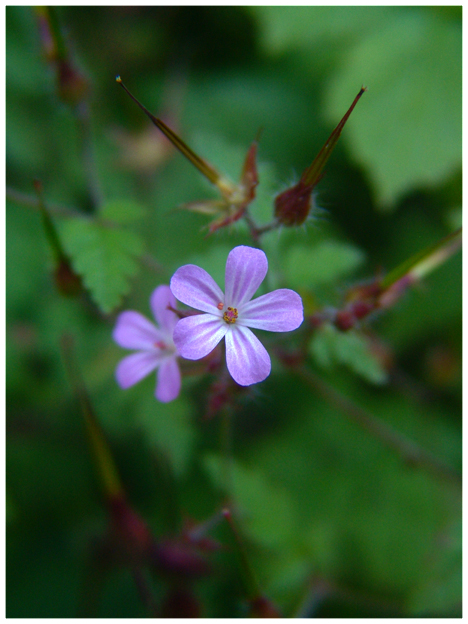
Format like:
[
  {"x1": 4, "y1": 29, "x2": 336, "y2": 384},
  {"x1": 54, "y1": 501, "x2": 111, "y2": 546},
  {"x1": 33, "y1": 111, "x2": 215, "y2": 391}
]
[{"x1": 223, "y1": 306, "x2": 238, "y2": 324}]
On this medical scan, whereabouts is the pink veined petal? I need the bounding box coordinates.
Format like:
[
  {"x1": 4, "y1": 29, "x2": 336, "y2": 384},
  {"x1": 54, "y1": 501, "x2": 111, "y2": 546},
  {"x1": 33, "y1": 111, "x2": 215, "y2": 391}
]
[
  {"x1": 225, "y1": 246, "x2": 268, "y2": 308},
  {"x1": 113, "y1": 311, "x2": 166, "y2": 350},
  {"x1": 225, "y1": 325, "x2": 271, "y2": 386},
  {"x1": 173, "y1": 314, "x2": 227, "y2": 360},
  {"x1": 156, "y1": 356, "x2": 181, "y2": 402},
  {"x1": 170, "y1": 264, "x2": 225, "y2": 315},
  {"x1": 115, "y1": 351, "x2": 163, "y2": 389},
  {"x1": 150, "y1": 284, "x2": 179, "y2": 336},
  {"x1": 240, "y1": 289, "x2": 304, "y2": 332}
]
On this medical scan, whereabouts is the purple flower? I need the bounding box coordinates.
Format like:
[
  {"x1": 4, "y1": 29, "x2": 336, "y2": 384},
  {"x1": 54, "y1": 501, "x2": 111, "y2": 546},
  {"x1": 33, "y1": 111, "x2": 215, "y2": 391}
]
[
  {"x1": 113, "y1": 285, "x2": 181, "y2": 402},
  {"x1": 170, "y1": 246, "x2": 303, "y2": 386}
]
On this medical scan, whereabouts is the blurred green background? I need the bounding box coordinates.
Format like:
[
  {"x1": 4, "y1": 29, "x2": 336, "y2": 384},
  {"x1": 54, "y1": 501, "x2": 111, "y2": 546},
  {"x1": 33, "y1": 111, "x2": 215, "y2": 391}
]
[{"x1": 6, "y1": 6, "x2": 461, "y2": 617}]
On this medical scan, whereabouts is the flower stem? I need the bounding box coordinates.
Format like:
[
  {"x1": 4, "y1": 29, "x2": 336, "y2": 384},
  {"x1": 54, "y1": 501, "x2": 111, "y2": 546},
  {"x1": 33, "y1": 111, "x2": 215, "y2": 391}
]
[
  {"x1": 222, "y1": 507, "x2": 261, "y2": 600},
  {"x1": 221, "y1": 404, "x2": 234, "y2": 502},
  {"x1": 6, "y1": 186, "x2": 80, "y2": 217},
  {"x1": 75, "y1": 100, "x2": 105, "y2": 210}
]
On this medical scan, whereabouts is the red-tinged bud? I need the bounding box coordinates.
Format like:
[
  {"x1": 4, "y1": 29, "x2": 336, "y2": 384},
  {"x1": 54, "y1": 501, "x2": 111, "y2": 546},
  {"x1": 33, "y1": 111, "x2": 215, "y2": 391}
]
[
  {"x1": 34, "y1": 7, "x2": 88, "y2": 107},
  {"x1": 275, "y1": 88, "x2": 365, "y2": 227},
  {"x1": 54, "y1": 258, "x2": 82, "y2": 297},
  {"x1": 334, "y1": 309, "x2": 355, "y2": 331},
  {"x1": 350, "y1": 300, "x2": 374, "y2": 320},
  {"x1": 249, "y1": 595, "x2": 282, "y2": 618},
  {"x1": 274, "y1": 180, "x2": 314, "y2": 226},
  {"x1": 34, "y1": 179, "x2": 83, "y2": 297},
  {"x1": 239, "y1": 140, "x2": 259, "y2": 207},
  {"x1": 152, "y1": 538, "x2": 211, "y2": 578},
  {"x1": 345, "y1": 280, "x2": 382, "y2": 305},
  {"x1": 57, "y1": 58, "x2": 88, "y2": 106},
  {"x1": 109, "y1": 496, "x2": 154, "y2": 564},
  {"x1": 161, "y1": 586, "x2": 202, "y2": 618}
]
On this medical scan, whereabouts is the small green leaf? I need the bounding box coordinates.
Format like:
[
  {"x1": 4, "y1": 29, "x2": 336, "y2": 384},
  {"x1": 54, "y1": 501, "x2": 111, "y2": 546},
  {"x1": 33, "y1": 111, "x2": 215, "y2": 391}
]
[
  {"x1": 284, "y1": 241, "x2": 365, "y2": 289},
  {"x1": 310, "y1": 323, "x2": 388, "y2": 385},
  {"x1": 99, "y1": 199, "x2": 146, "y2": 224},
  {"x1": 60, "y1": 218, "x2": 144, "y2": 313}
]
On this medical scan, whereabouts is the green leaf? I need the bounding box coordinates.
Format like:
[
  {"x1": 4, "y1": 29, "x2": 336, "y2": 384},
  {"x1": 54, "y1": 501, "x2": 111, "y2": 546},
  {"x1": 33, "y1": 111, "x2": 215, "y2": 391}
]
[
  {"x1": 99, "y1": 199, "x2": 146, "y2": 224},
  {"x1": 60, "y1": 218, "x2": 144, "y2": 314},
  {"x1": 284, "y1": 241, "x2": 365, "y2": 290},
  {"x1": 310, "y1": 323, "x2": 388, "y2": 385},
  {"x1": 325, "y1": 11, "x2": 461, "y2": 207},
  {"x1": 251, "y1": 6, "x2": 394, "y2": 57},
  {"x1": 408, "y1": 518, "x2": 461, "y2": 616},
  {"x1": 136, "y1": 393, "x2": 197, "y2": 478},
  {"x1": 204, "y1": 454, "x2": 296, "y2": 547}
]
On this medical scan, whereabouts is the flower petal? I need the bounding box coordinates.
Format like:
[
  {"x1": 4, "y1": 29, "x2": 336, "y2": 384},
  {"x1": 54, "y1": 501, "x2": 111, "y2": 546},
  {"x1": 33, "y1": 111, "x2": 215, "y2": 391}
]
[
  {"x1": 115, "y1": 351, "x2": 162, "y2": 389},
  {"x1": 170, "y1": 264, "x2": 225, "y2": 314},
  {"x1": 113, "y1": 311, "x2": 166, "y2": 350},
  {"x1": 225, "y1": 325, "x2": 271, "y2": 386},
  {"x1": 173, "y1": 314, "x2": 227, "y2": 360},
  {"x1": 156, "y1": 357, "x2": 181, "y2": 402},
  {"x1": 225, "y1": 246, "x2": 268, "y2": 307},
  {"x1": 150, "y1": 284, "x2": 179, "y2": 337},
  {"x1": 240, "y1": 289, "x2": 304, "y2": 332}
]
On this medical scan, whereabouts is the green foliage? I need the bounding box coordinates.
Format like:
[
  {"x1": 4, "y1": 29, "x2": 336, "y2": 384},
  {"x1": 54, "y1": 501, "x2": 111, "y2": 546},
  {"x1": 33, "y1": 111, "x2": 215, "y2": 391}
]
[
  {"x1": 310, "y1": 323, "x2": 388, "y2": 385},
  {"x1": 136, "y1": 392, "x2": 197, "y2": 478},
  {"x1": 326, "y1": 10, "x2": 462, "y2": 207},
  {"x1": 252, "y1": 6, "x2": 462, "y2": 209},
  {"x1": 204, "y1": 454, "x2": 296, "y2": 547},
  {"x1": 59, "y1": 215, "x2": 144, "y2": 314},
  {"x1": 284, "y1": 241, "x2": 365, "y2": 290},
  {"x1": 99, "y1": 199, "x2": 147, "y2": 224},
  {"x1": 408, "y1": 518, "x2": 462, "y2": 616},
  {"x1": 6, "y1": 5, "x2": 461, "y2": 619}
]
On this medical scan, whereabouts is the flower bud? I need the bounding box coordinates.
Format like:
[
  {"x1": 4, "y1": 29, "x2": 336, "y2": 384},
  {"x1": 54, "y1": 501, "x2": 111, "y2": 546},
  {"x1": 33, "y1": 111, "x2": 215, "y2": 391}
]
[
  {"x1": 109, "y1": 496, "x2": 154, "y2": 564},
  {"x1": 57, "y1": 58, "x2": 88, "y2": 106},
  {"x1": 275, "y1": 87, "x2": 365, "y2": 227},
  {"x1": 152, "y1": 538, "x2": 211, "y2": 578},
  {"x1": 334, "y1": 309, "x2": 355, "y2": 332},
  {"x1": 249, "y1": 595, "x2": 282, "y2": 617},
  {"x1": 274, "y1": 180, "x2": 314, "y2": 226},
  {"x1": 54, "y1": 258, "x2": 82, "y2": 297}
]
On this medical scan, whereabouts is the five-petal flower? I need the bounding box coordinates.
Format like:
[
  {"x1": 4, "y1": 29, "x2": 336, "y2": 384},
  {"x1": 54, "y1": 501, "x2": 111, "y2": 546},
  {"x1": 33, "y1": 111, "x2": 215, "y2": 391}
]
[
  {"x1": 113, "y1": 285, "x2": 181, "y2": 402},
  {"x1": 170, "y1": 246, "x2": 303, "y2": 386}
]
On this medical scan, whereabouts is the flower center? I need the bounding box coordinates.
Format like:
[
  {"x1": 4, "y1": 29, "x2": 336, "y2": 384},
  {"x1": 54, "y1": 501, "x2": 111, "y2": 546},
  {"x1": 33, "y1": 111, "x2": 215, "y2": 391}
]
[
  {"x1": 154, "y1": 340, "x2": 167, "y2": 349},
  {"x1": 223, "y1": 306, "x2": 238, "y2": 324}
]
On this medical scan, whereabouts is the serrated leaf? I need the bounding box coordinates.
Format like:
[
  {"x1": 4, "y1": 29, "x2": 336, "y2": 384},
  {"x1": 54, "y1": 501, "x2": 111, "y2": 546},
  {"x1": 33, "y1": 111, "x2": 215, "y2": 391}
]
[
  {"x1": 204, "y1": 454, "x2": 296, "y2": 547},
  {"x1": 99, "y1": 199, "x2": 146, "y2": 224},
  {"x1": 310, "y1": 323, "x2": 388, "y2": 385},
  {"x1": 325, "y1": 11, "x2": 461, "y2": 207},
  {"x1": 60, "y1": 218, "x2": 144, "y2": 313},
  {"x1": 284, "y1": 241, "x2": 365, "y2": 290}
]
